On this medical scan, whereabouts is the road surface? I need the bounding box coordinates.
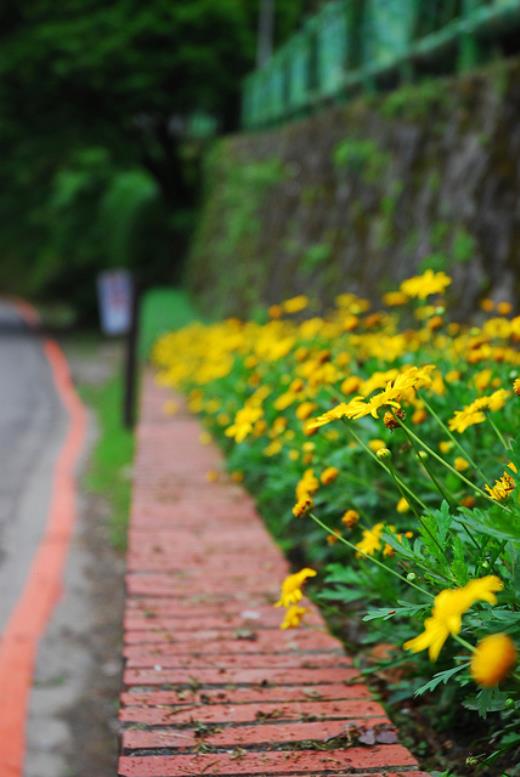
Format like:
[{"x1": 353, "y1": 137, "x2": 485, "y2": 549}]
[
  {"x1": 0, "y1": 301, "x2": 65, "y2": 632},
  {"x1": 0, "y1": 303, "x2": 123, "y2": 776}
]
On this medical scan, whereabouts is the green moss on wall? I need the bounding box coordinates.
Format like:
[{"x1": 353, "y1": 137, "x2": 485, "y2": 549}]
[{"x1": 186, "y1": 57, "x2": 520, "y2": 318}]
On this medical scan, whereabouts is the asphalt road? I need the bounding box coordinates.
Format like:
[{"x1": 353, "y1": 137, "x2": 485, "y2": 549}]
[{"x1": 0, "y1": 301, "x2": 65, "y2": 632}]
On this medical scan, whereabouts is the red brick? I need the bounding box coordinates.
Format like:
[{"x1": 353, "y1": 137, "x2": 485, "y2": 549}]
[
  {"x1": 124, "y1": 651, "x2": 349, "y2": 670},
  {"x1": 123, "y1": 629, "x2": 338, "y2": 651},
  {"x1": 121, "y1": 682, "x2": 373, "y2": 707},
  {"x1": 118, "y1": 745, "x2": 417, "y2": 776},
  {"x1": 122, "y1": 716, "x2": 390, "y2": 750},
  {"x1": 120, "y1": 697, "x2": 386, "y2": 725},
  {"x1": 123, "y1": 609, "x2": 303, "y2": 630},
  {"x1": 124, "y1": 666, "x2": 361, "y2": 687},
  {"x1": 117, "y1": 377, "x2": 424, "y2": 777}
]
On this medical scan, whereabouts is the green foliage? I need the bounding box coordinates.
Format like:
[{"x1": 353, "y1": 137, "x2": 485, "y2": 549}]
[
  {"x1": 0, "y1": 0, "x2": 309, "y2": 311},
  {"x1": 419, "y1": 252, "x2": 447, "y2": 273},
  {"x1": 418, "y1": 225, "x2": 476, "y2": 276},
  {"x1": 381, "y1": 79, "x2": 449, "y2": 121},
  {"x1": 302, "y1": 243, "x2": 332, "y2": 272},
  {"x1": 80, "y1": 372, "x2": 134, "y2": 551},
  {"x1": 99, "y1": 171, "x2": 159, "y2": 268},
  {"x1": 189, "y1": 148, "x2": 285, "y2": 316},
  {"x1": 332, "y1": 138, "x2": 389, "y2": 183},
  {"x1": 152, "y1": 282, "x2": 520, "y2": 771},
  {"x1": 139, "y1": 287, "x2": 198, "y2": 358},
  {"x1": 451, "y1": 227, "x2": 476, "y2": 265}
]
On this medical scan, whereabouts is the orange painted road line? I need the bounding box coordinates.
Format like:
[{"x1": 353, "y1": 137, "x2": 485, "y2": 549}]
[{"x1": 0, "y1": 303, "x2": 87, "y2": 777}]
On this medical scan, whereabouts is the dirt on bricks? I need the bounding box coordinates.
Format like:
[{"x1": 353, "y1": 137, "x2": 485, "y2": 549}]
[{"x1": 117, "y1": 372, "x2": 428, "y2": 777}]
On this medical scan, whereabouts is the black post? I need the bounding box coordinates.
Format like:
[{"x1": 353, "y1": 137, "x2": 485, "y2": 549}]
[{"x1": 123, "y1": 277, "x2": 140, "y2": 429}]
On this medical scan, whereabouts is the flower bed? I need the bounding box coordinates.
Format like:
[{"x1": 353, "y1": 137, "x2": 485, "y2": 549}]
[{"x1": 153, "y1": 270, "x2": 520, "y2": 774}]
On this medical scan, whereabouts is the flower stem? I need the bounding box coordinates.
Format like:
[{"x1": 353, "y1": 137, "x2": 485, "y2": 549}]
[
  {"x1": 307, "y1": 510, "x2": 433, "y2": 599},
  {"x1": 487, "y1": 415, "x2": 510, "y2": 451},
  {"x1": 419, "y1": 394, "x2": 487, "y2": 480},
  {"x1": 344, "y1": 423, "x2": 428, "y2": 512},
  {"x1": 392, "y1": 416, "x2": 512, "y2": 514}
]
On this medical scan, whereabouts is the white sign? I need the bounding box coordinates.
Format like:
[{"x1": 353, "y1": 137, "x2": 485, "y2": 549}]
[{"x1": 97, "y1": 270, "x2": 132, "y2": 335}]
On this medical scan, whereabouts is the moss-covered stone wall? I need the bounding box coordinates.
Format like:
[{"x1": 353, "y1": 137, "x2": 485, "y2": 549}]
[{"x1": 186, "y1": 58, "x2": 520, "y2": 318}]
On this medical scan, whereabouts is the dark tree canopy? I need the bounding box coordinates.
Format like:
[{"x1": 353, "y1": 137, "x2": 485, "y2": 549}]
[{"x1": 0, "y1": 0, "x2": 308, "y2": 315}]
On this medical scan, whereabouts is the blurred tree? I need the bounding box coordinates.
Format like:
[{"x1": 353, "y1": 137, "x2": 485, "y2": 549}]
[{"x1": 0, "y1": 0, "x2": 307, "y2": 316}]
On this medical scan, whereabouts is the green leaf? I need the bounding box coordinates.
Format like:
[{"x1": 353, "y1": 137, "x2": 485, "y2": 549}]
[
  {"x1": 363, "y1": 603, "x2": 426, "y2": 622},
  {"x1": 458, "y1": 505, "x2": 520, "y2": 543},
  {"x1": 463, "y1": 687, "x2": 510, "y2": 717},
  {"x1": 315, "y1": 587, "x2": 362, "y2": 603},
  {"x1": 414, "y1": 663, "x2": 468, "y2": 697},
  {"x1": 323, "y1": 564, "x2": 360, "y2": 585}
]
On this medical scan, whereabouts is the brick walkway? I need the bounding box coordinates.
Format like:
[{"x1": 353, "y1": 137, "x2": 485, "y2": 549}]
[{"x1": 118, "y1": 373, "x2": 428, "y2": 777}]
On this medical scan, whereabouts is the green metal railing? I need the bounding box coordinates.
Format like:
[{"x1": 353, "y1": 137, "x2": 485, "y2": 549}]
[{"x1": 242, "y1": 0, "x2": 520, "y2": 128}]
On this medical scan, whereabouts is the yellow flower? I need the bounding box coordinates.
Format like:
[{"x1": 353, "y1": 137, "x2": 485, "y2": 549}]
[
  {"x1": 448, "y1": 405, "x2": 486, "y2": 434},
  {"x1": 342, "y1": 314, "x2": 359, "y2": 332},
  {"x1": 292, "y1": 495, "x2": 313, "y2": 518},
  {"x1": 445, "y1": 370, "x2": 461, "y2": 383},
  {"x1": 486, "y1": 388, "x2": 510, "y2": 412},
  {"x1": 274, "y1": 391, "x2": 297, "y2": 410},
  {"x1": 296, "y1": 401, "x2": 316, "y2": 420},
  {"x1": 280, "y1": 605, "x2": 307, "y2": 630},
  {"x1": 264, "y1": 439, "x2": 282, "y2": 457},
  {"x1": 336, "y1": 351, "x2": 350, "y2": 367},
  {"x1": 474, "y1": 369, "x2": 492, "y2": 391},
  {"x1": 470, "y1": 634, "x2": 517, "y2": 687},
  {"x1": 275, "y1": 568, "x2": 317, "y2": 607},
  {"x1": 226, "y1": 405, "x2": 263, "y2": 443},
  {"x1": 412, "y1": 407, "x2": 427, "y2": 424},
  {"x1": 356, "y1": 523, "x2": 384, "y2": 556},
  {"x1": 383, "y1": 409, "x2": 402, "y2": 429},
  {"x1": 396, "y1": 497, "x2": 410, "y2": 514},
  {"x1": 400, "y1": 269, "x2": 452, "y2": 300},
  {"x1": 480, "y1": 297, "x2": 495, "y2": 312},
  {"x1": 383, "y1": 290, "x2": 409, "y2": 306},
  {"x1": 341, "y1": 375, "x2": 362, "y2": 395},
  {"x1": 497, "y1": 301, "x2": 512, "y2": 316},
  {"x1": 295, "y1": 468, "x2": 319, "y2": 501},
  {"x1": 450, "y1": 390, "x2": 509, "y2": 428},
  {"x1": 513, "y1": 377, "x2": 520, "y2": 396},
  {"x1": 454, "y1": 457, "x2": 470, "y2": 472},
  {"x1": 368, "y1": 439, "x2": 386, "y2": 453},
  {"x1": 282, "y1": 295, "x2": 309, "y2": 314},
  {"x1": 343, "y1": 365, "x2": 435, "y2": 423},
  {"x1": 341, "y1": 509, "x2": 359, "y2": 528},
  {"x1": 463, "y1": 576, "x2": 503, "y2": 605},
  {"x1": 320, "y1": 466, "x2": 339, "y2": 485},
  {"x1": 404, "y1": 576, "x2": 503, "y2": 661},
  {"x1": 290, "y1": 378, "x2": 304, "y2": 393},
  {"x1": 439, "y1": 440, "x2": 454, "y2": 454},
  {"x1": 305, "y1": 403, "x2": 350, "y2": 432},
  {"x1": 326, "y1": 530, "x2": 341, "y2": 545},
  {"x1": 485, "y1": 471, "x2": 515, "y2": 501},
  {"x1": 270, "y1": 416, "x2": 287, "y2": 436}
]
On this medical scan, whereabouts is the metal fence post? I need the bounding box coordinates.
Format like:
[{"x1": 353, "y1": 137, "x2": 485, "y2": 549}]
[{"x1": 123, "y1": 278, "x2": 141, "y2": 429}]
